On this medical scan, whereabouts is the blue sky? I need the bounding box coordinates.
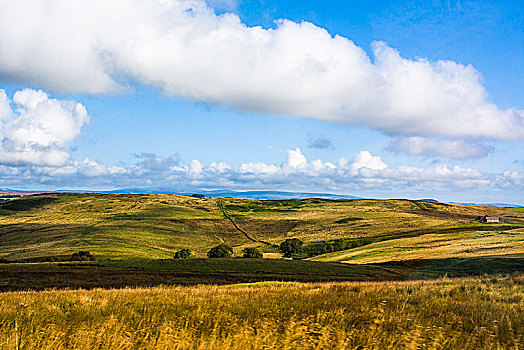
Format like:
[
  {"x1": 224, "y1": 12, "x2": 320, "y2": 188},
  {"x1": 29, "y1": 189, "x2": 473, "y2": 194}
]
[{"x1": 0, "y1": 0, "x2": 522, "y2": 203}]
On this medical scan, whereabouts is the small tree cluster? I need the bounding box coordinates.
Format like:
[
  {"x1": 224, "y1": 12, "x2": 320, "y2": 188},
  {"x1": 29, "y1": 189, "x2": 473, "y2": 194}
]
[
  {"x1": 70, "y1": 251, "x2": 95, "y2": 261},
  {"x1": 174, "y1": 248, "x2": 191, "y2": 259},
  {"x1": 304, "y1": 238, "x2": 374, "y2": 257},
  {"x1": 279, "y1": 238, "x2": 303, "y2": 258},
  {"x1": 207, "y1": 244, "x2": 233, "y2": 258},
  {"x1": 242, "y1": 247, "x2": 263, "y2": 258}
]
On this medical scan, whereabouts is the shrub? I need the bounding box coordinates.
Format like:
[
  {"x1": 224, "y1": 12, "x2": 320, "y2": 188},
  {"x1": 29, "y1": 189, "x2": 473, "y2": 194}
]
[
  {"x1": 242, "y1": 247, "x2": 263, "y2": 258},
  {"x1": 207, "y1": 244, "x2": 233, "y2": 258},
  {"x1": 279, "y1": 238, "x2": 304, "y2": 258},
  {"x1": 174, "y1": 249, "x2": 192, "y2": 259},
  {"x1": 70, "y1": 251, "x2": 95, "y2": 261},
  {"x1": 333, "y1": 240, "x2": 345, "y2": 251},
  {"x1": 40, "y1": 256, "x2": 60, "y2": 262}
]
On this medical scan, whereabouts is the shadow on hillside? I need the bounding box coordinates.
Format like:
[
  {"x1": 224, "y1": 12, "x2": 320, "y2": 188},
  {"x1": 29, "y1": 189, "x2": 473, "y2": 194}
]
[
  {"x1": 0, "y1": 256, "x2": 522, "y2": 291},
  {"x1": 0, "y1": 195, "x2": 57, "y2": 212},
  {"x1": 375, "y1": 256, "x2": 524, "y2": 279}
]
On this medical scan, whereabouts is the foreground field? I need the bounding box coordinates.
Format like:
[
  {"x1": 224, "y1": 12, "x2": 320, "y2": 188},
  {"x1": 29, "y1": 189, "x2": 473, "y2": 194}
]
[{"x1": 1, "y1": 276, "x2": 522, "y2": 349}]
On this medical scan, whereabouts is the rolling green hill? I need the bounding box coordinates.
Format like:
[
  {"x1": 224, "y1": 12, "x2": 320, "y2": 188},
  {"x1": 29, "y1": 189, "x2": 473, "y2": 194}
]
[
  {"x1": 1, "y1": 193, "x2": 523, "y2": 348},
  {"x1": 0, "y1": 193, "x2": 523, "y2": 262}
]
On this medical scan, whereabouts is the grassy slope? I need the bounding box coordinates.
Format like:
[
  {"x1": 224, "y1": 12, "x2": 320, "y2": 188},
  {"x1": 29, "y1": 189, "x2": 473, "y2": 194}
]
[
  {"x1": 314, "y1": 227, "x2": 524, "y2": 264},
  {"x1": 1, "y1": 193, "x2": 522, "y2": 261},
  {"x1": 0, "y1": 193, "x2": 238, "y2": 260},
  {"x1": 1, "y1": 276, "x2": 523, "y2": 349}
]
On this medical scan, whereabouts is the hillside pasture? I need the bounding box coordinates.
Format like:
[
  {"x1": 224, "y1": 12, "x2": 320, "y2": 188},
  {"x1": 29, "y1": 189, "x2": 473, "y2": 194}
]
[{"x1": 1, "y1": 193, "x2": 521, "y2": 261}]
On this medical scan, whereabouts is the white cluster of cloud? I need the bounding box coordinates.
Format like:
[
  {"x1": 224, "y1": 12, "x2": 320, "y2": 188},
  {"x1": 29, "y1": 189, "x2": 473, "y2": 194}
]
[
  {"x1": 0, "y1": 0, "x2": 522, "y2": 141},
  {"x1": 0, "y1": 89, "x2": 89, "y2": 166},
  {"x1": 389, "y1": 137, "x2": 493, "y2": 159},
  {"x1": 133, "y1": 152, "x2": 181, "y2": 171},
  {"x1": 2, "y1": 148, "x2": 521, "y2": 198},
  {"x1": 498, "y1": 170, "x2": 524, "y2": 188}
]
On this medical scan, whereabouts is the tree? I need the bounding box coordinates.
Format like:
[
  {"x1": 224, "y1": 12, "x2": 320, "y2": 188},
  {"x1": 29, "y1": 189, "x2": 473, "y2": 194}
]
[
  {"x1": 70, "y1": 251, "x2": 95, "y2": 261},
  {"x1": 242, "y1": 247, "x2": 263, "y2": 258},
  {"x1": 279, "y1": 238, "x2": 303, "y2": 258},
  {"x1": 174, "y1": 248, "x2": 191, "y2": 259},
  {"x1": 207, "y1": 244, "x2": 233, "y2": 258}
]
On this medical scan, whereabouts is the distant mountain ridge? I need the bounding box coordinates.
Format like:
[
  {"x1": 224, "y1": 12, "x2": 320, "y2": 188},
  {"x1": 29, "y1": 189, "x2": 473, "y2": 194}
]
[
  {"x1": 109, "y1": 189, "x2": 524, "y2": 206},
  {"x1": 0, "y1": 189, "x2": 45, "y2": 196},
  {"x1": 1, "y1": 188, "x2": 522, "y2": 206},
  {"x1": 107, "y1": 188, "x2": 363, "y2": 200},
  {"x1": 450, "y1": 202, "x2": 523, "y2": 208},
  {"x1": 191, "y1": 190, "x2": 363, "y2": 200}
]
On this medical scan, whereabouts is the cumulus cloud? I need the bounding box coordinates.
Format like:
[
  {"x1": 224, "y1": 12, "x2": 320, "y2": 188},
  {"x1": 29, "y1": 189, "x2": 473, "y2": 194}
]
[
  {"x1": 389, "y1": 137, "x2": 493, "y2": 159},
  {"x1": 239, "y1": 162, "x2": 280, "y2": 176},
  {"x1": 133, "y1": 152, "x2": 181, "y2": 171},
  {"x1": 0, "y1": 0, "x2": 522, "y2": 140},
  {"x1": 207, "y1": 161, "x2": 232, "y2": 173},
  {"x1": 306, "y1": 133, "x2": 333, "y2": 149},
  {"x1": 0, "y1": 89, "x2": 89, "y2": 166},
  {"x1": 497, "y1": 170, "x2": 524, "y2": 188},
  {"x1": 0, "y1": 147, "x2": 522, "y2": 202},
  {"x1": 188, "y1": 159, "x2": 204, "y2": 177},
  {"x1": 24, "y1": 149, "x2": 512, "y2": 189},
  {"x1": 346, "y1": 151, "x2": 388, "y2": 175}
]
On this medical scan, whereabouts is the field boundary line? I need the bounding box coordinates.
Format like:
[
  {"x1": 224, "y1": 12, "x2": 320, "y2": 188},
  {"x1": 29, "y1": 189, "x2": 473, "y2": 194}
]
[{"x1": 217, "y1": 199, "x2": 276, "y2": 247}]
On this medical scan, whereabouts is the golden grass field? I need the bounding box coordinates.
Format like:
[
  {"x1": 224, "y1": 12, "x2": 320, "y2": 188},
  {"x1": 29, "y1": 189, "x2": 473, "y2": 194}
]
[
  {"x1": 1, "y1": 193, "x2": 523, "y2": 348},
  {"x1": 1, "y1": 276, "x2": 523, "y2": 349}
]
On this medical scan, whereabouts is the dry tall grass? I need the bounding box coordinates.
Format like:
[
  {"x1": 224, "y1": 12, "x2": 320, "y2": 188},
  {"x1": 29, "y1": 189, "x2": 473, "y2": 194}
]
[{"x1": 1, "y1": 276, "x2": 523, "y2": 349}]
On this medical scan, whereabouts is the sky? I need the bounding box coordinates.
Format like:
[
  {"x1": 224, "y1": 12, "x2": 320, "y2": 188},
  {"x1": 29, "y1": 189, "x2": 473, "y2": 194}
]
[{"x1": 0, "y1": 0, "x2": 523, "y2": 204}]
